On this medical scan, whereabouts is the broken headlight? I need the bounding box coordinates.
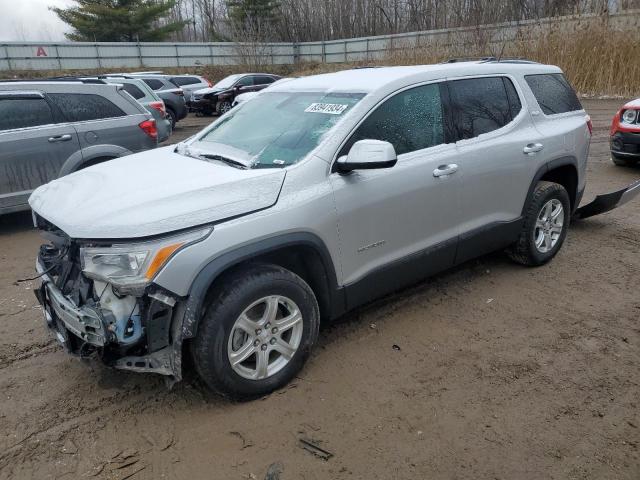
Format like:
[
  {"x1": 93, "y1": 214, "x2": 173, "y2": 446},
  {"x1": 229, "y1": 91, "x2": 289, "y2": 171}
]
[{"x1": 80, "y1": 227, "x2": 212, "y2": 292}]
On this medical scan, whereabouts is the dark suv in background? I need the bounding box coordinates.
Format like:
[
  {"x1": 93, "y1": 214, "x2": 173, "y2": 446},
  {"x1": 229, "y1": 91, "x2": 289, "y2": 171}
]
[
  {"x1": 0, "y1": 80, "x2": 158, "y2": 215},
  {"x1": 115, "y1": 74, "x2": 188, "y2": 128},
  {"x1": 190, "y1": 73, "x2": 281, "y2": 115}
]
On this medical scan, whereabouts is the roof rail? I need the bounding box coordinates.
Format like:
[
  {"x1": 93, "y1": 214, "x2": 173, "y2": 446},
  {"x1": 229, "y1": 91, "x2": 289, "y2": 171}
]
[
  {"x1": 443, "y1": 57, "x2": 497, "y2": 63},
  {"x1": 442, "y1": 56, "x2": 539, "y2": 64},
  {"x1": 128, "y1": 71, "x2": 164, "y2": 75},
  {"x1": 0, "y1": 77, "x2": 106, "y2": 84}
]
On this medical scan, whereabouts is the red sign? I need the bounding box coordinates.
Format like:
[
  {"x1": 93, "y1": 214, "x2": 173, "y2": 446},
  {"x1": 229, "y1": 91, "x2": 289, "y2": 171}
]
[{"x1": 36, "y1": 46, "x2": 48, "y2": 57}]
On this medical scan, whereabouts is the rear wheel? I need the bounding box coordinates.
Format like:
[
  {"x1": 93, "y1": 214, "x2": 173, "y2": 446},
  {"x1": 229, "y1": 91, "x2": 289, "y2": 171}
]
[
  {"x1": 507, "y1": 181, "x2": 570, "y2": 266},
  {"x1": 166, "y1": 108, "x2": 177, "y2": 129},
  {"x1": 192, "y1": 264, "x2": 320, "y2": 400}
]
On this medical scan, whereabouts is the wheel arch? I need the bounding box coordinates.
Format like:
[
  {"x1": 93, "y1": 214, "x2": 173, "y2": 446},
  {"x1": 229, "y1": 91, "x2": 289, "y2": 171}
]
[
  {"x1": 180, "y1": 233, "x2": 345, "y2": 340},
  {"x1": 524, "y1": 157, "x2": 580, "y2": 214},
  {"x1": 59, "y1": 145, "x2": 130, "y2": 176}
]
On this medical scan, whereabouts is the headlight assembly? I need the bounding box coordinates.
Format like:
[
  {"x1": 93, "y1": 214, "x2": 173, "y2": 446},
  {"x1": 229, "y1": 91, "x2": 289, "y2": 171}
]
[
  {"x1": 622, "y1": 109, "x2": 638, "y2": 125},
  {"x1": 81, "y1": 227, "x2": 211, "y2": 292}
]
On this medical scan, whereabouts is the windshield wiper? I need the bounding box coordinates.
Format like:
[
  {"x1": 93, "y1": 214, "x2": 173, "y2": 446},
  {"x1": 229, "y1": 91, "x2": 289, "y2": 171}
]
[{"x1": 198, "y1": 153, "x2": 249, "y2": 169}]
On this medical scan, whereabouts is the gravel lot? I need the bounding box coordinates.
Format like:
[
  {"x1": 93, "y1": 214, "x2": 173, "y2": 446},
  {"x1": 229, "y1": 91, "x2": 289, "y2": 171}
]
[{"x1": 0, "y1": 99, "x2": 638, "y2": 480}]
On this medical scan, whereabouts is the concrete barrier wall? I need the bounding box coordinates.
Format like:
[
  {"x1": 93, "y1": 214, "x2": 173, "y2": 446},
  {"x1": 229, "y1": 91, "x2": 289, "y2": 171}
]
[{"x1": 1, "y1": 10, "x2": 637, "y2": 71}]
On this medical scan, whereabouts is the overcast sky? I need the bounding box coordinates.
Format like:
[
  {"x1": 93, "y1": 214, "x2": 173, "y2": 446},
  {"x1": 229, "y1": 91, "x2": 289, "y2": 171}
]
[{"x1": 0, "y1": 0, "x2": 74, "y2": 42}]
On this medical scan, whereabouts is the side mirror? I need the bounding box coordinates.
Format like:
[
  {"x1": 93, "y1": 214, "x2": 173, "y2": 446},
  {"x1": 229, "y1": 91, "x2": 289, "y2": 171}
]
[{"x1": 336, "y1": 140, "x2": 397, "y2": 173}]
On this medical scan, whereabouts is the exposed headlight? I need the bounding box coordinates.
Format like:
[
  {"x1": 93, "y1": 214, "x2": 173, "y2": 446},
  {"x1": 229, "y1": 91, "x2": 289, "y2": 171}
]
[
  {"x1": 622, "y1": 109, "x2": 638, "y2": 124},
  {"x1": 80, "y1": 227, "x2": 211, "y2": 292}
]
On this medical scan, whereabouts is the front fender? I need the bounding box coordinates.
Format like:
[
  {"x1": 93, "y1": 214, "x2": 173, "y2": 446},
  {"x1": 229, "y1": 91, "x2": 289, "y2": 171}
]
[
  {"x1": 59, "y1": 145, "x2": 132, "y2": 176},
  {"x1": 178, "y1": 232, "x2": 343, "y2": 341}
]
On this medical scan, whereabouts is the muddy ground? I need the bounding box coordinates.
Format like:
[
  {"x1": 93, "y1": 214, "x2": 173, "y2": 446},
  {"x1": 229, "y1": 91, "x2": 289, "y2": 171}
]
[{"x1": 0, "y1": 99, "x2": 638, "y2": 480}]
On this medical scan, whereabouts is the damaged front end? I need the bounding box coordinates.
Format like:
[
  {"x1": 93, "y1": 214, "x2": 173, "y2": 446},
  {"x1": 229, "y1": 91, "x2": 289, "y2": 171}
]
[{"x1": 33, "y1": 216, "x2": 211, "y2": 381}]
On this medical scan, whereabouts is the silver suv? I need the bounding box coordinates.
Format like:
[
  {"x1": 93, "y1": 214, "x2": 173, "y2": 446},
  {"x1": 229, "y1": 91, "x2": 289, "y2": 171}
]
[
  {"x1": 31, "y1": 62, "x2": 591, "y2": 399},
  {"x1": 0, "y1": 80, "x2": 158, "y2": 215}
]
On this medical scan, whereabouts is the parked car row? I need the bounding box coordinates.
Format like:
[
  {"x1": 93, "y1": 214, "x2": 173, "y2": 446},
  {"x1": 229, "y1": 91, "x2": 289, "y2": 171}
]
[{"x1": 0, "y1": 79, "x2": 158, "y2": 215}]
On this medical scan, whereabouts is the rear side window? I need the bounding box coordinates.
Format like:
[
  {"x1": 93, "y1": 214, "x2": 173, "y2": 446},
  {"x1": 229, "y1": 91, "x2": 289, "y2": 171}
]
[
  {"x1": 48, "y1": 93, "x2": 125, "y2": 122},
  {"x1": 120, "y1": 83, "x2": 145, "y2": 100},
  {"x1": 255, "y1": 76, "x2": 275, "y2": 85},
  {"x1": 0, "y1": 97, "x2": 54, "y2": 131},
  {"x1": 448, "y1": 77, "x2": 516, "y2": 140},
  {"x1": 525, "y1": 73, "x2": 582, "y2": 115},
  {"x1": 143, "y1": 79, "x2": 165, "y2": 91},
  {"x1": 170, "y1": 77, "x2": 201, "y2": 87},
  {"x1": 340, "y1": 83, "x2": 444, "y2": 157}
]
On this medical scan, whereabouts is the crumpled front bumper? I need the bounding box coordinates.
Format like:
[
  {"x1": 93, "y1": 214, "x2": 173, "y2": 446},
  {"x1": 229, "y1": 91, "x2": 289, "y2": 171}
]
[{"x1": 34, "y1": 261, "x2": 184, "y2": 381}]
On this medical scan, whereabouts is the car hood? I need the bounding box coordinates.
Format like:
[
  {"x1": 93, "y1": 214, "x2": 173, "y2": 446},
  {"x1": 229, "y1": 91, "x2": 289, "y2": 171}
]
[
  {"x1": 29, "y1": 146, "x2": 286, "y2": 239},
  {"x1": 194, "y1": 87, "x2": 224, "y2": 96}
]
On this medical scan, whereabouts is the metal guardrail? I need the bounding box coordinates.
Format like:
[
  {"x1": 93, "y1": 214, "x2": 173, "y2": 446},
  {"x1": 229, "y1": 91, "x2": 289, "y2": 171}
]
[{"x1": 1, "y1": 10, "x2": 638, "y2": 71}]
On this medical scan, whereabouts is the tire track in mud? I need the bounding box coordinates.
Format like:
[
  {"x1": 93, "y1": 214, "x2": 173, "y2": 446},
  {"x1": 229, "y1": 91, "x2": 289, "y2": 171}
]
[
  {"x1": 0, "y1": 340, "x2": 58, "y2": 370},
  {"x1": 0, "y1": 379, "x2": 173, "y2": 475}
]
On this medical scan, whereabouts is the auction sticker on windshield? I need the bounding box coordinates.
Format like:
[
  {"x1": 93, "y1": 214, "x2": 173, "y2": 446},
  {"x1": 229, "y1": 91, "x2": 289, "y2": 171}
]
[{"x1": 305, "y1": 103, "x2": 349, "y2": 115}]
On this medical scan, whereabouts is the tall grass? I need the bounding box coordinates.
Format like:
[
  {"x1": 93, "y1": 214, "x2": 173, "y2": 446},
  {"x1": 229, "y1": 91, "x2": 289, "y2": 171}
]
[{"x1": 3, "y1": 16, "x2": 638, "y2": 97}]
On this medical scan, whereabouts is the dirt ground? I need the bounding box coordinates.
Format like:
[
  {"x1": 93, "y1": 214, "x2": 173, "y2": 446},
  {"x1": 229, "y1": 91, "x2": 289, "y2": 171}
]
[{"x1": 0, "y1": 99, "x2": 638, "y2": 480}]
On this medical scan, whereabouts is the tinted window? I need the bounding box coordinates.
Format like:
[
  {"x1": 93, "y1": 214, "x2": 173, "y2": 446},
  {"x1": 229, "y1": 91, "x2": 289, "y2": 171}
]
[
  {"x1": 340, "y1": 83, "x2": 444, "y2": 157},
  {"x1": 255, "y1": 76, "x2": 275, "y2": 85},
  {"x1": 143, "y1": 79, "x2": 165, "y2": 91},
  {"x1": 120, "y1": 83, "x2": 145, "y2": 100},
  {"x1": 236, "y1": 76, "x2": 254, "y2": 87},
  {"x1": 48, "y1": 93, "x2": 125, "y2": 122},
  {"x1": 525, "y1": 73, "x2": 582, "y2": 115},
  {"x1": 448, "y1": 77, "x2": 514, "y2": 140},
  {"x1": 171, "y1": 76, "x2": 201, "y2": 87},
  {"x1": 0, "y1": 97, "x2": 54, "y2": 131}
]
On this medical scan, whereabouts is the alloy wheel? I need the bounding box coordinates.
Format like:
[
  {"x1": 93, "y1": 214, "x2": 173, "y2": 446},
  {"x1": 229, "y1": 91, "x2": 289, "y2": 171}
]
[
  {"x1": 534, "y1": 198, "x2": 564, "y2": 253},
  {"x1": 227, "y1": 295, "x2": 303, "y2": 380}
]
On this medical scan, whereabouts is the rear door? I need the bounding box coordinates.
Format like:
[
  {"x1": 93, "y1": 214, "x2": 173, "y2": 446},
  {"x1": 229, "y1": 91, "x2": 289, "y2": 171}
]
[
  {"x1": 47, "y1": 90, "x2": 155, "y2": 154},
  {"x1": 330, "y1": 82, "x2": 461, "y2": 301},
  {"x1": 445, "y1": 76, "x2": 543, "y2": 261},
  {"x1": 524, "y1": 73, "x2": 589, "y2": 196},
  {"x1": 0, "y1": 92, "x2": 81, "y2": 211}
]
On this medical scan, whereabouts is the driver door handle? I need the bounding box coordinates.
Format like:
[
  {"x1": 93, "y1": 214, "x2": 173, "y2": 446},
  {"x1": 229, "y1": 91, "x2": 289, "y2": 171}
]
[
  {"x1": 48, "y1": 134, "x2": 72, "y2": 143},
  {"x1": 523, "y1": 143, "x2": 544, "y2": 154},
  {"x1": 433, "y1": 164, "x2": 459, "y2": 177}
]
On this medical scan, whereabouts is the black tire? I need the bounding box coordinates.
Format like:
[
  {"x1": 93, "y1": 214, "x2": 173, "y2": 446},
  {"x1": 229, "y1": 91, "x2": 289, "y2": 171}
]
[
  {"x1": 192, "y1": 264, "x2": 320, "y2": 400},
  {"x1": 507, "y1": 181, "x2": 570, "y2": 266},
  {"x1": 611, "y1": 152, "x2": 637, "y2": 167},
  {"x1": 166, "y1": 108, "x2": 177, "y2": 129},
  {"x1": 216, "y1": 100, "x2": 232, "y2": 115}
]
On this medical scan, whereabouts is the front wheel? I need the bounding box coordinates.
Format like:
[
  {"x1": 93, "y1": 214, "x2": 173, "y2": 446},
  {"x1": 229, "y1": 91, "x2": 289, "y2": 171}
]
[
  {"x1": 216, "y1": 100, "x2": 232, "y2": 115},
  {"x1": 507, "y1": 181, "x2": 570, "y2": 266},
  {"x1": 192, "y1": 264, "x2": 320, "y2": 400}
]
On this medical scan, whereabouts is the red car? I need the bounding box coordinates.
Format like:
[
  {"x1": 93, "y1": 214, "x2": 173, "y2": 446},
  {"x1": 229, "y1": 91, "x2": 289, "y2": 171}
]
[{"x1": 610, "y1": 98, "x2": 640, "y2": 166}]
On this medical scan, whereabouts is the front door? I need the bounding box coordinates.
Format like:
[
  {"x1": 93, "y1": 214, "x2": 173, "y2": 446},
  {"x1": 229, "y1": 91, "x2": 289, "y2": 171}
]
[{"x1": 330, "y1": 82, "x2": 462, "y2": 307}]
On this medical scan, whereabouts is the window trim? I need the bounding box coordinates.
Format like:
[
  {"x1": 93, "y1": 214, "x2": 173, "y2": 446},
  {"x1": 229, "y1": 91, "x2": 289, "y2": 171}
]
[
  {"x1": 444, "y1": 73, "x2": 526, "y2": 146},
  {"x1": 330, "y1": 79, "x2": 449, "y2": 172}
]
